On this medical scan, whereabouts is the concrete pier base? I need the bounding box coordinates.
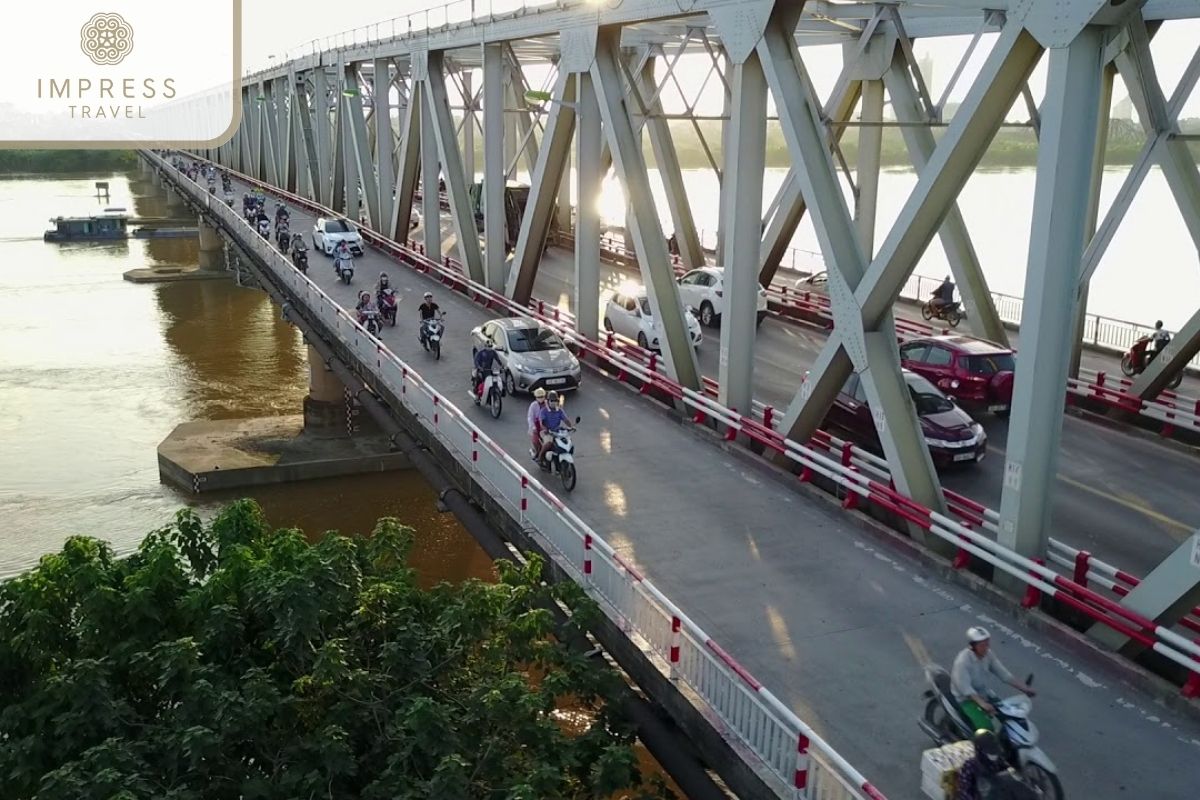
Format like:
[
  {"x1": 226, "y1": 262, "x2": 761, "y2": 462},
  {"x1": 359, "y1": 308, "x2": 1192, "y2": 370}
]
[{"x1": 157, "y1": 415, "x2": 410, "y2": 494}]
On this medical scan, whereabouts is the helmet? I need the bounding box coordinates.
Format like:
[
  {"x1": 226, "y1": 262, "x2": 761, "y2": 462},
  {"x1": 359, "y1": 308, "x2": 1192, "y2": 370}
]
[
  {"x1": 967, "y1": 626, "x2": 990, "y2": 644},
  {"x1": 533, "y1": 387, "x2": 547, "y2": 399},
  {"x1": 1155, "y1": 320, "x2": 1164, "y2": 329},
  {"x1": 423, "y1": 291, "x2": 433, "y2": 300},
  {"x1": 547, "y1": 390, "x2": 560, "y2": 404},
  {"x1": 971, "y1": 729, "x2": 1005, "y2": 773}
]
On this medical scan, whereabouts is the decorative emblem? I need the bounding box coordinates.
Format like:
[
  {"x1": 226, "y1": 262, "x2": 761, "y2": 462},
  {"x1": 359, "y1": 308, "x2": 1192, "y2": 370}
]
[{"x1": 80, "y1": 12, "x2": 134, "y2": 66}]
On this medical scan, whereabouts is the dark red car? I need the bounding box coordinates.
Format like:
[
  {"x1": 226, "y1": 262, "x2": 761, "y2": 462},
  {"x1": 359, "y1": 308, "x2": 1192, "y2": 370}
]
[
  {"x1": 899, "y1": 335, "x2": 1015, "y2": 417},
  {"x1": 825, "y1": 370, "x2": 987, "y2": 468}
]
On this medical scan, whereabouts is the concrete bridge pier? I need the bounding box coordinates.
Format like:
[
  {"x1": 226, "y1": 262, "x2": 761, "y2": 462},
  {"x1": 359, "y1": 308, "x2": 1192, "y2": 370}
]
[
  {"x1": 197, "y1": 220, "x2": 226, "y2": 271},
  {"x1": 304, "y1": 345, "x2": 348, "y2": 435}
]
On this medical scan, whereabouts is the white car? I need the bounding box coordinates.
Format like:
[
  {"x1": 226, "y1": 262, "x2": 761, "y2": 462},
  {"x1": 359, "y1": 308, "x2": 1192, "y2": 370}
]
[
  {"x1": 603, "y1": 289, "x2": 702, "y2": 352},
  {"x1": 677, "y1": 266, "x2": 768, "y2": 328},
  {"x1": 312, "y1": 217, "x2": 364, "y2": 256}
]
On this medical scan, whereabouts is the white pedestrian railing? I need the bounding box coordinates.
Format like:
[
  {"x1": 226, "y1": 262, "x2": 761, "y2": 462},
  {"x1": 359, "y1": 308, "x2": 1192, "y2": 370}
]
[{"x1": 149, "y1": 150, "x2": 889, "y2": 800}]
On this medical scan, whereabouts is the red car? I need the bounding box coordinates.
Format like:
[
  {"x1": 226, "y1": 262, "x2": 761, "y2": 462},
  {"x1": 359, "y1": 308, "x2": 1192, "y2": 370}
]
[
  {"x1": 825, "y1": 370, "x2": 987, "y2": 468},
  {"x1": 899, "y1": 335, "x2": 1015, "y2": 417}
]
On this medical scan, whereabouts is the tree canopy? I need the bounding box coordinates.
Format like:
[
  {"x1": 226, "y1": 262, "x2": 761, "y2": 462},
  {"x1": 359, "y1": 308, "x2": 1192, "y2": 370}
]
[{"x1": 0, "y1": 500, "x2": 673, "y2": 799}]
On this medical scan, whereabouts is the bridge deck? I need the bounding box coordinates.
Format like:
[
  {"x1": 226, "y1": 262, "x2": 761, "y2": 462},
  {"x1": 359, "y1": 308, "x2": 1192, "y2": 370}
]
[
  {"x1": 216, "y1": 170, "x2": 1200, "y2": 800},
  {"x1": 412, "y1": 213, "x2": 1200, "y2": 583}
]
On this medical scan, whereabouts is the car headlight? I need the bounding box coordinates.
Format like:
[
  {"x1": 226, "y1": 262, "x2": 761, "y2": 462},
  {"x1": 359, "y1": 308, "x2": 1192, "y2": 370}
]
[{"x1": 950, "y1": 379, "x2": 961, "y2": 389}]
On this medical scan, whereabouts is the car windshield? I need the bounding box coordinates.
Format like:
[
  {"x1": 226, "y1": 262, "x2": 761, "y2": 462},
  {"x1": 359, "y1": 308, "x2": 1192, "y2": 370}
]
[
  {"x1": 963, "y1": 353, "x2": 1015, "y2": 375},
  {"x1": 906, "y1": 374, "x2": 955, "y2": 414},
  {"x1": 507, "y1": 327, "x2": 563, "y2": 353},
  {"x1": 324, "y1": 220, "x2": 353, "y2": 234}
]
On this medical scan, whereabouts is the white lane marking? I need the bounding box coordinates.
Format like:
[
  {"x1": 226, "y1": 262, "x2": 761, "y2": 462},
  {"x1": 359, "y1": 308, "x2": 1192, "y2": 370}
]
[{"x1": 851, "y1": 540, "x2": 1200, "y2": 751}]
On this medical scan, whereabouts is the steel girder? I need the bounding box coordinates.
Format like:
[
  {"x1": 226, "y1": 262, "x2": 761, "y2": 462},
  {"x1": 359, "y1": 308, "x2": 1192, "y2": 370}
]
[
  {"x1": 996, "y1": 28, "x2": 1107, "y2": 561},
  {"x1": 345, "y1": 64, "x2": 378, "y2": 227},
  {"x1": 882, "y1": 44, "x2": 1009, "y2": 346},
  {"x1": 753, "y1": 2, "x2": 946, "y2": 522},
  {"x1": 389, "y1": 73, "x2": 422, "y2": 245},
  {"x1": 293, "y1": 74, "x2": 321, "y2": 203},
  {"x1": 855, "y1": 79, "x2": 884, "y2": 256},
  {"x1": 576, "y1": 70, "x2": 603, "y2": 341},
  {"x1": 483, "y1": 43, "x2": 508, "y2": 292},
  {"x1": 420, "y1": 76, "x2": 442, "y2": 260},
  {"x1": 717, "y1": 49, "x2": 768, "y2": 414},
  {"x1": 424, "y1": 50, "x2": 486, "y2": 283},
  {"x1": 312, "y1": 68, "x2": 335, "y2": 207},
  {"x1": 505, "y1": 71, "x2": 578, "y2": 304},
  {"x1": 592, "y1": 25, "x2": 701, "y2": 391},
  {"x1": 374, "y1": 58, "x2": 397, "y2": 231}
]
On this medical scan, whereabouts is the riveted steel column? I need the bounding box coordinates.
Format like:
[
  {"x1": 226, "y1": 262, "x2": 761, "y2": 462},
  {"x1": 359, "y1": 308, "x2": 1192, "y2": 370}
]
[
  {"x1": 420, "y1": 89, "x2": 442, "y2": 258},
  {"x1": 717, "y1": 51, "x2": 767, "y2": 414},
  {"x1": 483, "y1": 43, "x2": 507, "y2": 292},
  {"x1": 346, "y1": 64, "x2": 378, "y2": 228},
  {"x1": 715, "y1": 48, "x2": 731, "y2": 264},
  {"x1": 998, "y1": 27, "x2": 1105, "y2": 561},
  {"x1": 462, "y1": 70, "x2": 475, "y2": 187},
  {"x1": 425, "y1": 50, "x2": 485, "y2": 283},
  {"x1": 337, "y1": 61, "x2": 361, "y2": 222},
  {"x1": 294, "y1": 72, "x2": 320, "y2": 202},
  {"x1": 592, "y1": 26, "x2": 700, "y2": 391},
  {"x1": 855, "y1": 79, "x2": 884, "y2": 256},
  {"x1": 576, "y1": 70, "x2": 602, "y2": 341},
  {"x1": 505, "y1": 72, "x2": 577, "y2": 303},
  {"x1": 884, "y1": 47, "x2": 1008, "y2": 345},
  {"x1": 375, "y1": 58, "x2": 396, "y2": 231}
]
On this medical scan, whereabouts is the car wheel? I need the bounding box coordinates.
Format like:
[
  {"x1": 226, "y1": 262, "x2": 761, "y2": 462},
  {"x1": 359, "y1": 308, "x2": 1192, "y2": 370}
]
[
  {"x1": 504, "y1": 371, "x2": 516, "y2": 396},
  {"x1": 700, "y1": 301, "x2": 716, "y2": 328},
  {"x1": 637, "y1": 332, "x2": 649, "y2": 350}
]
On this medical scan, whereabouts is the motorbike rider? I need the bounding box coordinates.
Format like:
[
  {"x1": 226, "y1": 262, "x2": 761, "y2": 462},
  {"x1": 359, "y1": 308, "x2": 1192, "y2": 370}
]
[
  {"x1": 527, "y1": 387, "x2": 548, "y2": 460},
  {"x1": 275, "y1": 202, "x2": 289, "y2": 223},
  {"x1": 291, "y1": 232, "x2": 307, "y2": 256},
  {"x1": 472, "y1": 339, "x2": 498, "y2": 397},
  {"x1": 951, "y1": 627, "x2": 1035, "y2": 734},
  {"x1": 418, "y1": 291, "x2": 442, "y2": 349},
  {"x1": 355, "y1": 291, "x2": 379, "y2": 323},
  {"x1": 376, "y1": 272, "x2": 392, "y2": 300},
  {"x1": 1148, "y1": 320, "x2": 1171, "y2": 362},
  {"x1": 930, "y1": 275, "x2": 955, "y2": 313},
  {"x1": 333, "y1": 240, "x2": 352, "y2": 272},
  {"x1": 537, "y1": 391, "x2": 576, "y2": 465}
]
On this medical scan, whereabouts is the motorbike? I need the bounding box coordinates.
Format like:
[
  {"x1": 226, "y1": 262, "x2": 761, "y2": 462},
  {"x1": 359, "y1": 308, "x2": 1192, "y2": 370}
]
[
  {"x1": 1121, "y1": 335, "x2": 1182, "y2": 389},
  {"x1": 472, "y1": 367, "x2": 504, "y2": 419},
  {"x1": 257, "y1": 218, "x2": 271, "y2": 239},
  {"x1": 335, "y1": 255, "x2": 354, "y2": 284},
  {"x1": 537, "y1": 417, "x2": 581, "y2": 492},
  {"x1": 276, "y1": 225, "x2": 291, "y2": 252},
  {"x1": 376, "y1": 288, "x2": 398, "y2": 326},
  {"x1": 292, "y1": 246, "x2": 308, "y2": 273},
  {"x1": 420, "y1": 315, "x2": 445, "y2": 359},
  {"x1": 921, "y1": 298, "x2": 964, "y2": 327},
  {"x1": 918, "y1": 666, "x2": 1062, "y2": 800},
  {"x1": 359, "y1": 308, "x2": 382, "y2": 336}
]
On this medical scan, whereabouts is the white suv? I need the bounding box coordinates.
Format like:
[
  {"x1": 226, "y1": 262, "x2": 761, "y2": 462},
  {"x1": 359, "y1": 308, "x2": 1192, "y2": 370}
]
[
  {"x1": 676, "y1": 266, "x2": 768, "y2": 328},
  {"x1": 312, "y1": 217, "x2": 364, "y2": 256}
]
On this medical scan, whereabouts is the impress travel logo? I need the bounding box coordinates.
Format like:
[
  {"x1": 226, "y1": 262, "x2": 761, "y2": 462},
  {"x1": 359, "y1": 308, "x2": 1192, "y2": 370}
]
[{"x1": 1, "y1": 1, "x2": 241, "y2": 146}]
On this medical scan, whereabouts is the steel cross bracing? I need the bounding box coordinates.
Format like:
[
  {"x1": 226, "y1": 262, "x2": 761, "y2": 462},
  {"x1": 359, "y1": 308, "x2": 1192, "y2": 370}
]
[{"x1": 210, "y1": 0, "x2": 1200, "y2": 619}]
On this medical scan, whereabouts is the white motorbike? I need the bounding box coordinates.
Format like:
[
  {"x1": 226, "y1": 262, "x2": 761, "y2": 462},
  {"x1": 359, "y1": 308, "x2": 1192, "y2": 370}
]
[
  {"x1": 420, "y1": 316, "x2": 445, "y2": 360},
  {"x1": 537, "y1": 417, "x2": 580, "y2": 492},
  {"x1": 360, "y1": 308, "x2": 382, "y2": 336},
  {"x1": 472, "y1": 367, "x2": 504, "y2": 419},
  {"x1": 334, "y1": 254, "x2": 354, "y2": 284},
  {"x1": 919, "y1": 666, "x2": 1062, "y2": 799}
]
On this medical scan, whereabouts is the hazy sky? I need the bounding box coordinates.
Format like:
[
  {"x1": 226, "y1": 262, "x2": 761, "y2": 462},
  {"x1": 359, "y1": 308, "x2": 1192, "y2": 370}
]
[{"x1": 240, "y1": 2, "x2": 1200, "y2": 121}]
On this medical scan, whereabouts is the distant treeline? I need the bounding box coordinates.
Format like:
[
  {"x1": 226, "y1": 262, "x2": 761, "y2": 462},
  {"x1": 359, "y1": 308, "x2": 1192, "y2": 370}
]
[{"x1": 0, "y1": 149, "x2": 138, "y2": 173}]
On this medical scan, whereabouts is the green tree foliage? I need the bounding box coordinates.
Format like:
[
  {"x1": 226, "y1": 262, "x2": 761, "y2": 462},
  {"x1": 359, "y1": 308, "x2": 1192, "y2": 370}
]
[
  {"x1": 0, "y1": 149, "x2": 137, "y2": 173},
  {"x1": 0, "y1": 501, "x2": 673, "y2": 800}
]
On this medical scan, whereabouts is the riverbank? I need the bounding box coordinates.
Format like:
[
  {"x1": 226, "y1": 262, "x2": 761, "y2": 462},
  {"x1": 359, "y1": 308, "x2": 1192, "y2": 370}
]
[{"x1": 0, "y1": 149, "x2": 137, "y2": 174}]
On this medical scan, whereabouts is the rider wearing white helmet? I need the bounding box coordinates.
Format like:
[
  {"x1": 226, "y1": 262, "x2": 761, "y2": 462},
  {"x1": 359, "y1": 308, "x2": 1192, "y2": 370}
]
[{"x1": 951, "y1": 627, "x2": 1036, "y2": 733}]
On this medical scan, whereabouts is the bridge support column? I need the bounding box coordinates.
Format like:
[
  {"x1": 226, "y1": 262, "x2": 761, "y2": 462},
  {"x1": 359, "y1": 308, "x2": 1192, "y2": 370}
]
[
  {"x1": 420, "y1": 76, "x2": 442, "y2": 260},
  {"x1": 997, "y1": 28, "x2": 1105, "y2": 563},
  {"x1": 198, "y1": 219, "x2": 223, "y2": 253},
  {"x1": 483, "y1": 43, "x2": 508, "y2": 293},
  {"x1": 304, "y1": 345, "x2": 347, "y2": 435},
  {"x1": 855, "y1": 79, "x2": 884, "y2": 256}
]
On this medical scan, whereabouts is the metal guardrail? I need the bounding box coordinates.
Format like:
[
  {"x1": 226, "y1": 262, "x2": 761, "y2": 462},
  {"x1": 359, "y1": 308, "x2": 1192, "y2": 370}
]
[
  {"x1": 151, "y1": 150, "x2": 888, "y2": 800},
  {"x1": 168, "y1": 150, "x2": 1200, "y2": 699}
]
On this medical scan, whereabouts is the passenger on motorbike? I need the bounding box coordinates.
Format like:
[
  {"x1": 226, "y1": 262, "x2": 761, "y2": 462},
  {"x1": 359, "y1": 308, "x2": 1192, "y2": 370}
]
[
  {"x1": 951, "y1": 628, "x2": 1035, "y2": 734},
  {"x1": 418, "y1": 291, "x2": 442, "y2": 348},
  {"x1": 931, "y1": 275, "x2": 955, "y2": 313},
  {"x1": 527, "y1": 387, "x2": 548, "y2": 459},
  {"x1": 473, "y1": 341, "x2": 498, "y2": 397},
  {"x1": 355, "y1": 291, "x2": 378, "y2": 322},
  {"x1": 954, "y1": 729, "x2": 1027, "y2": 800},
  {"x1": 537, "y1": 391, "x2": 575, "y2": 464}
]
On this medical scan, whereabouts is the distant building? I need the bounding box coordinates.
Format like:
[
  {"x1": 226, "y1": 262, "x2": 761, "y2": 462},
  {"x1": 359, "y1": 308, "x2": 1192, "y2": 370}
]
[{"x1": 1112, "y1": 95, "x2": 1134, "y2": 122}]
